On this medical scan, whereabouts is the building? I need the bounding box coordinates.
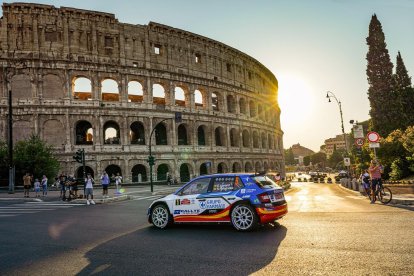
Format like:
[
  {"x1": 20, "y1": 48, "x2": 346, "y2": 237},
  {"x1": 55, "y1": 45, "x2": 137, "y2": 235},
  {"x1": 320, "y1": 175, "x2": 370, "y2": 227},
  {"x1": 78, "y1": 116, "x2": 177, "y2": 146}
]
[
  {"x1": 291, "y1": 143, "x2": 314, "y2": 165},
  {"x1": 324, "y1": 134, "x2": 350, "y2": 158},
  {"x1": 0, "y1": 3, "x2": 285, "y2": 183}
]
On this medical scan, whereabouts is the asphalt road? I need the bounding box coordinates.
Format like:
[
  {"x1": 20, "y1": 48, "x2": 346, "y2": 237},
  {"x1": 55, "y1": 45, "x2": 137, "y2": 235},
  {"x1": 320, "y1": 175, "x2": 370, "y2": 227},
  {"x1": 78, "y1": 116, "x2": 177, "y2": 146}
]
[{"x1": 0, "y1": 182, "x2": 413, "y2": 275}]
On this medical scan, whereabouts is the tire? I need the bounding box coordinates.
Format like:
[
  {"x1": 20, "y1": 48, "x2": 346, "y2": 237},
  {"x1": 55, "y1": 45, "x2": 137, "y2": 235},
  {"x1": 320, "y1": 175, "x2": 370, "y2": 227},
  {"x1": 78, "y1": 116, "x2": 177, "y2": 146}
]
[
  {"x1": 230, "y1": 203, "x2": 258, "y2": 231},
  {"x1": 379, "y1": 187, "x2": 392, "y2": 204},
  {"x1": 150, "y1": 204, "x2": 172, "y2": 229}
]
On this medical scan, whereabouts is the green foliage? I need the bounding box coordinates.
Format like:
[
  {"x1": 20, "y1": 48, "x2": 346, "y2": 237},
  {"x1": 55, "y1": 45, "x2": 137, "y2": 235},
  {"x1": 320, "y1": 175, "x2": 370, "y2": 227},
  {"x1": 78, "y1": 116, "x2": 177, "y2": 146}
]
[
  {"x1": 327, "y1": 149, "x2": 346, "y2": 169},
  {"x1": 303, "y1": 155, "x2": 310, "y2": 166},
  {"x1": 0, "y1": 140, "x2": 7, "y2": 167},
  {"x1": 284, "y1": 148, "x2": 295, "y2": 165},
  {"x1": 310, "y1": 152, "x2": 327, "y2": 166},
  {"x1": 13, "y1": 135, "x2": 60, "y2": 183},
  {"x1": 389, "y1": 158, "x2": 411, "y2": 180}
]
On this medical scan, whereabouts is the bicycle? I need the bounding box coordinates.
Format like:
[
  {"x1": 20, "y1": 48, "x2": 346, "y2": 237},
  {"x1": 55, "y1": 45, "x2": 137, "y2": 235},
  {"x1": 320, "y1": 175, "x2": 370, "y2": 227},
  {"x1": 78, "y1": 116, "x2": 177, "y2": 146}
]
[{"x1": 368, "y1": 181, "x2": 393, "y2": 204}]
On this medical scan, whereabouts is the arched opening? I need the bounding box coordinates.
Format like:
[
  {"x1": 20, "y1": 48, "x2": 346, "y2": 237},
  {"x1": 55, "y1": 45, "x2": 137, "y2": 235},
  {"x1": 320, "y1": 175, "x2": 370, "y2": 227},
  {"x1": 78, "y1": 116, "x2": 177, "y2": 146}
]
[
  {"x1": 230, "y1": 128, "x2": 239, "y2": 147},
  {"x1": 155, "y1": 123, "x2": 168, "y2": 145},
  {"x1": 261, "y1": 132, "x2": 267, "y2": 149},
  {"x1": 130, "y1": 121, "x2": 145, "y2": 145},
  {"x1": 212, "y1": 92, "x2": 219, "y2": 111},
  {"x1": 177, "y1": 124, "x2": 188, "y2": 145},
  {"x1": 217, "y1": 162, "x2": 227, "y2": 173},
  {"x1": 257, "y1": 104, "x2": 264, "y2": 119},
  {"x1": 105, "y1": 165, "x2": 122, "y2": 182},
  {"x1": 227, "y1": 95, "x2": 236, "y2": 113},
  {"x1": 245, "y1": 162, "x2": 253, "y2": 172},
  {"x1": 128, "y1": 81, "x2": 143, "y2": 103},
  {"x1": 73, "y1": 77, "x2": 92, "y2": 100},
  {"x1": 242, "y1": 129, "x2": 250, "y2": 148},
  {"x1": 75, "y1": 121, "x2": 93, "y2": 145},
  {"x1": 268, "y1": 133, "x2": 274, "y2": 149},
  {"x1": 215, "y1": 127, "x2": 226, "y2": 147},
  {"x1": 194, "y1": 89, "x2": 203, "y2": 107},
  {"x1": 232, "y1": 162, "x2": 241, "y2": 173},
  {"x1": 101, "y1": 79, "x2": 119, "y2": 101},
  {"x1": 239, "y1": 98, "x2": 247, "y2": 115},
  {"x1": 255, "y1": 161, "x2": 262, "y2": 172},
  {"x1": 200, "y1": 163, "x2": 208, "y2": 175},
  {"x1": 157, "y1": 164, "x2": 169, "y2": 181},
  {"x1": 249, "y1": 100, "x2": 257, "y2": 117},
  {"x1": 103, "y1": 121, "x2": 120, "y2": 144},
  {"x1": 180, "y1": 163, "x2": 191, "y2": 183},
  {"x1": 197, "y1": 125, "x2": 206, "y2": 146},
  {"x1": 131, "y1": 164, "x2": 147, "y2": 182},
  {"x1": 153, "y1": 83, "x2": 165, "y2": 105},
  {"x1": 76, "y1": 166, "x2": 94, "y2": 179},
  {"x1": 174, "y1": 86, "x2": 186, "y2": 107},
  {"x1": 253, "y1": 131, "x2": 259, "y2": 148}
]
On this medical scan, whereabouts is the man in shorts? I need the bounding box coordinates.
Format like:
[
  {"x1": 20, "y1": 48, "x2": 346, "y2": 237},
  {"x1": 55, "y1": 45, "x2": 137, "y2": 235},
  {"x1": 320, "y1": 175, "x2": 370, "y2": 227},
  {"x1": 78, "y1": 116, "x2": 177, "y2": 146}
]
[
  {"x1": 23, "y1": 173, "x2": 32, "y2": 198},
  {"x1": 100, "y1": 171, "x2": 110, "y2": 198},
  {"x1": 84, "y1": 173, "x2": 95, "y2": 205}
]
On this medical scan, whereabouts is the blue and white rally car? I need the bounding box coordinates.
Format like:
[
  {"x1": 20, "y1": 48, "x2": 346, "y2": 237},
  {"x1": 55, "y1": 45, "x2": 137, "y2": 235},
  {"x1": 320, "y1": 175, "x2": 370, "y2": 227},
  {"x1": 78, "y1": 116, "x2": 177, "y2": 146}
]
[{"x1": 148, "y1": 173, "x2": 288, "y2": 231}]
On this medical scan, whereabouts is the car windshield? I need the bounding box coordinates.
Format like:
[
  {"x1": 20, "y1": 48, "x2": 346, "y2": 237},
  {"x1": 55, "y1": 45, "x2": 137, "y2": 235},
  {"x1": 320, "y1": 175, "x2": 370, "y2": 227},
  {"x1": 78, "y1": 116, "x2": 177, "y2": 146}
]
[{"x1": 251, "y1": 175, "x2": 280, "y2": 189}]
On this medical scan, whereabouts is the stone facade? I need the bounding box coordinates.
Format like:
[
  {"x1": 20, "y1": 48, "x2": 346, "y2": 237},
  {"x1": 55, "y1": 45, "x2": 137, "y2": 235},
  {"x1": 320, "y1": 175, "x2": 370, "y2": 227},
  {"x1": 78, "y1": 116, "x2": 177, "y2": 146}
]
[
  {"x1": 0, "y1": 3, "x2": 284, "y2": 182},
  {"x1": 324, "y1": 134, "x2": 350, "y2": 158}
]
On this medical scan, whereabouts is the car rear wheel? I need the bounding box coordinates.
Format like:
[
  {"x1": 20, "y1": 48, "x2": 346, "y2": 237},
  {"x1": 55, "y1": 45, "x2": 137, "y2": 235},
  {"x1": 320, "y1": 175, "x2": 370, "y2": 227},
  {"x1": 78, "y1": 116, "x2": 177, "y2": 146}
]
[
  {"x1": 231, "y1": 203, "x2": 258, "y2": 231},
  {"x1": 151, "y1": 204, "x2": 172, "y2": 229}
]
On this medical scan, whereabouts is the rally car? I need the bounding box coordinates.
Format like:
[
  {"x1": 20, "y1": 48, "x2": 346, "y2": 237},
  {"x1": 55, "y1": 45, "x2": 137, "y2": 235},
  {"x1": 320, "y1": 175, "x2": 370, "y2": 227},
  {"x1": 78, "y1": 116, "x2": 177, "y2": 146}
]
[{"x1": 147, "y1": 173, "x2": 287, "y2": 231}]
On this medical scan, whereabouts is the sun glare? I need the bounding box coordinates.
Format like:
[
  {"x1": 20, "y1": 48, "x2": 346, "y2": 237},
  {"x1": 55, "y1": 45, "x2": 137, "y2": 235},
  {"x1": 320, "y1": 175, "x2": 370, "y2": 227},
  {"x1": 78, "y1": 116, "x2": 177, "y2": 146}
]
[{"x1": 278, "y1": 74, "x2": 314, "y2": 124}]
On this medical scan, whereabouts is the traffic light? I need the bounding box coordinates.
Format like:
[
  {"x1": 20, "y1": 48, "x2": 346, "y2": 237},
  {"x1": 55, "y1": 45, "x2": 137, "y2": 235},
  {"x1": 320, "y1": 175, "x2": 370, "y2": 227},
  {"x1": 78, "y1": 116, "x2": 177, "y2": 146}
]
[
  {"x1": 147, "y1": 155, "x2": 155, "y2": 166},
  {"x1": 73, "y1": 149, "x2": 84, "y2": 163},
  {"x1": 175, "y1": 112, "x2": 182, "y2": 123}
]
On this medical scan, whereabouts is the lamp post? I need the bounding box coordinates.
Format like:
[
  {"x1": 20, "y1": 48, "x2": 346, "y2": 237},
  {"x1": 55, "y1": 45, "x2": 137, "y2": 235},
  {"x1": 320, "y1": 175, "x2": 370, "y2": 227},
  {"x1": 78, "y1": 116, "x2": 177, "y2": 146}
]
[{"x1": 326, "y1": 91, "x2": 348, "y2": 156}]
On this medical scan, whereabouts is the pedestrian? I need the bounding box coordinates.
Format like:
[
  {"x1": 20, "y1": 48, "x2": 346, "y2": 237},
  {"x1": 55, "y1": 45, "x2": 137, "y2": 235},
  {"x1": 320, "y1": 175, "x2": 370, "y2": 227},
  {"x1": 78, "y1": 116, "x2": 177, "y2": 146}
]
[
  {"x1": 34, "y1": 178, "x2": 41, "y2": 197},
  {"x1": 69, "y1": 174, "x2": 78, "y2": 199},
  {"x1": 368, "y1": 159, "x2": 382, "y2": 204},
  {"x1": 100, "y1": 171, "x2": 110, "y2": 198},
  {"x1": 23, "y1": 172, "x2": 31, "y2": 198},
  {"x1": 59, "y1": 173, "x2": 67, "y2": 200},
  {"x1": 114, "y1": 173, "x2": 122, "y2": 194},
  {"x1": 84, "y1": 173, "x2": 95, "y2": 205},
  {"x1": 41, "y1": 175, "x2": 48, "y2": 197},
  {"x1": 167, "y1": 173, "x2": 172, "y2": 186},
  {"x1": 359, "y1": 169, "x2": 370, "y2": 195}
]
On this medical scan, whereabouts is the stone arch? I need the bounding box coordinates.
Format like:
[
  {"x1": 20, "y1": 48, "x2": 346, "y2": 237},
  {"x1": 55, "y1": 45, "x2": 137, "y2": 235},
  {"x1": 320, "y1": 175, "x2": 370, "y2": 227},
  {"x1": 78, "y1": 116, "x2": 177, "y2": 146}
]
[
  {"x1": 72, "y1": 76, "x2": 92, "y2": 100},
  {"x1": 130, "y1": 121, "x2": 145, "y2": 145},
  {"x1": 261, "y1": 132, "x2": 267, "y2": 149},
  {"x1": 11, "y1": 74, "x2": 31, "y2": 99},
  {"x1": 227, "y1": 94, "x2": 236, "y2": 113},
  {"x1": 244, "y1": 161, "x2": 253, "y2": 172},
  {"x1": 215, "y1": 126, "x2": 226, "y2": 147},
  {"x1": 131, "y1": 164, "x2": 147, "y2": 182},
  {"x1": 42, "y1": 74, "x2": 63, "y2": 99},
  {"x1": 257, "y1": 103, "x2": 264, "y2": 120},
  {"x1": 253, "y1": 131, "x2": 259, "y2": 148},
  {"x1": 101, "y1": 79, "x2": 119, "y2": 101},
  {"x1": 75, "y1": 120, "x2": 93, "y2": 145},
  {"x1": 43, "y1": 119, "x2": 65, "y2": 146},
  {"x1": 76, "y1": 166, "x2": 95, "y2": 179},
  {"x1": 128, "y1": 80, "x2": 143, "y2": 103},
  {"x1": 174, "y1": 86, "x2": 188, "y2": 107},
  {"x1": 13, "y1": 120, "x2": 32, "y2": 143},
  {"x1": 179, "y1": 163, "x2": 191, "y2": 183},
  {"x1": 194, "y1": 89, "x2": 204, "y2": 108},
  {"x1": 249, "y1": 100, "x2": 257, "y2": 117},
  {"x1": 153, "y1": 83, "x2": 166, "y2": 105},
  {"x1": 197, "y1": 125, "x2": 207, "y2": 146},
  {"x1": 268, "y1": 133, "x2": 274, "y2": 149},
  {"x1": 242, "y1": 129, "x2": 250, "y2": 148},
  {"x1": 104, "y1": 164, "x2": 122, "y2": 181},
  {"x1": 239, "y1": 97, "x2": 247, "y2": 115},
  {"x1": 217, "y1": 162, "x2": 228, "y2": 173},
  {"x1": 200, "y1": 162, "x2": 209, "y2": 175},
  {"x1": 255, "y1": 161, "x2": 262, "y2": 172},
  {"x1": 177, "y1": 124, "x2": 189, "y2": 145},
  {"x1": 156, "y1": 163, "x2": 169, "y2": 181},
  {"x1": 155, "y1": 122, "x2": 168, "y2": 145},
  {"x1": 103, "y1": 121, "x2": 120, "y2": 144},
  {"x1": 230, "y1": 128, "x2": 240, "y2": 147},
  {"x1": 232, "y1": 162, "x2": 242, "y2": 173},
  {"x1": 212, "y1": 92, "x2": 220, "y2": 111}
]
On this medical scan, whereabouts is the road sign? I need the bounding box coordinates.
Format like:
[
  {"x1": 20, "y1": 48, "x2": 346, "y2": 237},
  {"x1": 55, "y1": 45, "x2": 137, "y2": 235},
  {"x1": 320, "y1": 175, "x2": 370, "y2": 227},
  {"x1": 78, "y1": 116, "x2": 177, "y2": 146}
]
[
  {"x1": 369, "y1": 142, "x2": 380, "y2": 148},
  {"x1": 353, "y1": 125, "x2": 364, "y2": 138},
  {"x1": 354, "y1": 138, "x2": 364, "y2": 147},
  {"x1": 344, "y1": 157, "x2": 351, "y2": 166},
  {"x1": 367, "y1": 131, "x2": 380, "y2": 143}
]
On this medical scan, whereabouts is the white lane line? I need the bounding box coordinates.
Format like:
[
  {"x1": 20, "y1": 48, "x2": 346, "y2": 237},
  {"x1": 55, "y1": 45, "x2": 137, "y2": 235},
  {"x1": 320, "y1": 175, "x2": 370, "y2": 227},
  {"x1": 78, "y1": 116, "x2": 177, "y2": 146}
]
[
  {"x1": 132, "y1": 195, "x2": 162, "y2": 201},
  {"x1": 0, "y1": 211, "x2": 41, "y2": 214},
  {"x1": 0, "y1": 214, "x2": 16, "y2": 217},
  {"x1": 0, "y1": 208, "x2": 54, "y2": 210}
]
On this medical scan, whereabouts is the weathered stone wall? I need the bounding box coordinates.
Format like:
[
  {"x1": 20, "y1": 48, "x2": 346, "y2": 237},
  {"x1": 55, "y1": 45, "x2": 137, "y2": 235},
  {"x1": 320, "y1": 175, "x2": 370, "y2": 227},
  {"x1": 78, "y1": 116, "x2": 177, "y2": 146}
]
[{"x1": 0, "y1": 2, "x2": 285, "y2": 181}]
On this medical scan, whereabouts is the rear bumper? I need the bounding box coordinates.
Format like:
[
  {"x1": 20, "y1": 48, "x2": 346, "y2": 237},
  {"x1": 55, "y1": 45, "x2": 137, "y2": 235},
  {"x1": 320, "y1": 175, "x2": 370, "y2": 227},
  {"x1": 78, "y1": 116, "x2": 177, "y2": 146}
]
[{"x1": 256, "y1": 203, "x2": 288, "y2": 224}]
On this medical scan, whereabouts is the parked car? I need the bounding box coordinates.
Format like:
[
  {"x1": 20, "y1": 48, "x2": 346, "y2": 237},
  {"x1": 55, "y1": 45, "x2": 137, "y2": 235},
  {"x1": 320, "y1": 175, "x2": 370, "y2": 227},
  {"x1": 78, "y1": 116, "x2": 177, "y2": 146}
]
[{"x1": 147, "y1": 173, "x2": 288, "y2": 231}]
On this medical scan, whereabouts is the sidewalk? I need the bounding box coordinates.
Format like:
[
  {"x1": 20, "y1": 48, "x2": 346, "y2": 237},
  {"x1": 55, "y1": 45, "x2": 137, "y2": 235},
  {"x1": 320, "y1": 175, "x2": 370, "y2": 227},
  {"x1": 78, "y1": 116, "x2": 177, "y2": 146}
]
[
  {"x1": 0, "y1": 185, "x2": 180, "y2": 204},
  {"x1": 338, "y1": 183, "x2": 414, "y2": 205}
]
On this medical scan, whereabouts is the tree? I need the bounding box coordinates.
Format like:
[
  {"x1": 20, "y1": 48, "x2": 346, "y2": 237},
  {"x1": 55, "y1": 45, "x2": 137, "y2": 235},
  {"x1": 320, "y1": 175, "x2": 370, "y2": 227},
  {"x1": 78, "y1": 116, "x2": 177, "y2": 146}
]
[
  {"x1": 13, "y1": 135, "x2": 60, "y2": 184},
  {"x1": 0, "y1": 140, "x2": 8, "y2": 185},
  {"x1": 310, "y1": 152, "x2": 327, "y2": 168},
  {"x1": 303, "y1": 155, "x2": 311, "y2": 166},
  {"x1": 366, "y1": 14, "x2": 396, "y2": 137},
  {"x1": 284, "y1": 148, "x2": 295, "y2": 165},
  {"x1": 394, "y1": 51, "x2": 414, "y2": 128},
  {"x1": 327, "y1": 149, "x2": 346, "y2": 170}
]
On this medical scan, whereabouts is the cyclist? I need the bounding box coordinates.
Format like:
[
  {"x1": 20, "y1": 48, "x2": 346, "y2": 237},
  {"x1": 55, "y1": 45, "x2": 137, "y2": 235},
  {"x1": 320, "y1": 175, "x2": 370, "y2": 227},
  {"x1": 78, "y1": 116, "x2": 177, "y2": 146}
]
[{"x1": 368, "y1": 159, "x2": 382, "y2": 204}]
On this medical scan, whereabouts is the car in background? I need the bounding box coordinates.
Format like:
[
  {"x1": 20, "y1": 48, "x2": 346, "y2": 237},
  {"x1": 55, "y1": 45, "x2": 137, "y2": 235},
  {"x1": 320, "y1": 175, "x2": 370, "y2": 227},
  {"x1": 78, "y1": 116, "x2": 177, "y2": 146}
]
[{"x1": 147, "y1": 173, "x2": 287, "y2": 231}]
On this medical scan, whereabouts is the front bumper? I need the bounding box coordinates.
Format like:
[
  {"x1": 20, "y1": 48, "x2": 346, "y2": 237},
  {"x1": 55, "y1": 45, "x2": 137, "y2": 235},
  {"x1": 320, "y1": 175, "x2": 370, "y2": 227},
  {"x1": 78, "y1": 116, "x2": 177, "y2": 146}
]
[{"x1": 256, "y1": 203, "x2": 288, "y2": 224}]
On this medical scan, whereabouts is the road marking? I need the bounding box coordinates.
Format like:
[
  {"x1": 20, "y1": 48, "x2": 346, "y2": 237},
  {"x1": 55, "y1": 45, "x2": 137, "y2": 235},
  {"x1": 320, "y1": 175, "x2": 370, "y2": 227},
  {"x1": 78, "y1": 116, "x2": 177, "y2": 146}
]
[{"x1": 0, "y1": 200, "x2": 84, "y2": 217}]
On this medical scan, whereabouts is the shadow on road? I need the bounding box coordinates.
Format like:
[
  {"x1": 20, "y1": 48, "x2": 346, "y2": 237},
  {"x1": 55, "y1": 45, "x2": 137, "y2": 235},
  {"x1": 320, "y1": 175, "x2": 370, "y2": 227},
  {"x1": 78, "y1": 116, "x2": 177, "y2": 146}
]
[{"x1": 78, "y1": 223, "x2": 287, "y2": 275}]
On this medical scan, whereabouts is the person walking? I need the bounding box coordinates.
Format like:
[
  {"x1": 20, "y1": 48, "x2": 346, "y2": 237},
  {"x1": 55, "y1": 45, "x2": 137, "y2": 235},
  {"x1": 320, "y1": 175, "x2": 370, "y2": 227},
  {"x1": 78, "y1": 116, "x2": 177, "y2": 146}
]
[
  {"x1": 23, "y1": 173, "x2": 31, "y2": 198},
  {"x1": 84, "y1": 173, "x2": 95, "y2": 205},
  {"x1": 34, "y1": 178, "x2": 41, "y2": 197},
  {"x1": 59, "y1": 173, "x2": 67, "y2": 199},
  {"x1": 368, "y1": 160, "x2": 382, "y2": 204},
  {"x1": 41, "y1": 175, "x2": 48, "y2": 197},
  {"x1": 114, "y1": 173, "x2": 122, "y2": 194},
  {"x1": 100, "y1": 171, "x2": 110, "y2": 198}
]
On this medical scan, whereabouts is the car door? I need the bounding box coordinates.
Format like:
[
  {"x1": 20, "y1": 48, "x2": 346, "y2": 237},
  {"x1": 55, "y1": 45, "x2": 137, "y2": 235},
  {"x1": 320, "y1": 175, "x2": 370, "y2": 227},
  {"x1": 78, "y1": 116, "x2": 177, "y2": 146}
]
[{"x1": 172, "y1": 177, "x2": 212, "y2": 222}]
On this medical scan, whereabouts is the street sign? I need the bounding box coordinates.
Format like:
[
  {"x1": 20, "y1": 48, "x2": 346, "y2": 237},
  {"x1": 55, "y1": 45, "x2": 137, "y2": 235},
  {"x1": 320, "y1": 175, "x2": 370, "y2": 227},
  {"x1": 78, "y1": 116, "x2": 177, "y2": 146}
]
[
  {"x1": 367, "y1": 131, "x2": 380, "y2": 143},
  {"x1": 353, "y1": 125, "x2": 364, "y2": 138},
  {"x1": 369, "y1": 142, "x2": 380, "y2": 148},
  {"x1": 354, "y1": 138, "x2": 364, "y2": 147},
  {"x1": 344, "y1": 157, "x2": 351, "y2": 166}
]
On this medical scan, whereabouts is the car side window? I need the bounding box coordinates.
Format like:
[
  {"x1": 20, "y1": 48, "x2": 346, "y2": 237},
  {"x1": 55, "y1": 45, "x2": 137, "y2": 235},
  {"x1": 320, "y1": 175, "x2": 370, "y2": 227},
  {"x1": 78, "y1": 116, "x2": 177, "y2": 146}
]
[
  {"x1": 180, "y1": 178, "x2": 211, "y2": 195},
  {"x1": 212, "y1": 176, "x2": 244, "y2": 192}
]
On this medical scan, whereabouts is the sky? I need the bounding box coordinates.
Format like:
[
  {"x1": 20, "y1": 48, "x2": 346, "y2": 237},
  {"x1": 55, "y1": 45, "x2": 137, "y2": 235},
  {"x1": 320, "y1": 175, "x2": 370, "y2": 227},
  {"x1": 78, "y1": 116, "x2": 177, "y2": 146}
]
[{"x1": 2, "y1": 0, "x2": 414, "y2": 152}]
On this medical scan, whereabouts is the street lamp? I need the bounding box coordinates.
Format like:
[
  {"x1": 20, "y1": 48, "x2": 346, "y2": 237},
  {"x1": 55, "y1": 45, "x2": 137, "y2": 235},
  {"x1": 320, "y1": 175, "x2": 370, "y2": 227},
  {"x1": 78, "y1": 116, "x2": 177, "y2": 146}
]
[{"x1": 326, "y1": 91, "x2": 348, "y2": 155}]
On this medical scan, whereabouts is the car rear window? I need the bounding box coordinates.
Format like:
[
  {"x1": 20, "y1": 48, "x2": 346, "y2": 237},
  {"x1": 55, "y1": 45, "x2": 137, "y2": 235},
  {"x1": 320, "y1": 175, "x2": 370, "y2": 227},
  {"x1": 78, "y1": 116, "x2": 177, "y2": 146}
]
[{"x1": 251, "y1": 176, "x2": 280, "y2": 189}]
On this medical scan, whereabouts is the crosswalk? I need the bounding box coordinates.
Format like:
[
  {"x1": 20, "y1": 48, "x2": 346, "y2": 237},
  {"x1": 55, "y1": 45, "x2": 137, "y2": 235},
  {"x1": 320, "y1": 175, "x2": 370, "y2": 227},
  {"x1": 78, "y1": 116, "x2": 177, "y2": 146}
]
[{"x1": 0, "y1": 201, "x2": 84, "y2": 218}]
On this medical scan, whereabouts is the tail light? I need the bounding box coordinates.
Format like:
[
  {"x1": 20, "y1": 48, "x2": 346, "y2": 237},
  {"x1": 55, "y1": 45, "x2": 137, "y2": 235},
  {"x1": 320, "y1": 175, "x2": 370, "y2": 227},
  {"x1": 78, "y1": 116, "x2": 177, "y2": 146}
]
[{"x1": 258, "y1": 193, "x2": 271, "y2": 203}]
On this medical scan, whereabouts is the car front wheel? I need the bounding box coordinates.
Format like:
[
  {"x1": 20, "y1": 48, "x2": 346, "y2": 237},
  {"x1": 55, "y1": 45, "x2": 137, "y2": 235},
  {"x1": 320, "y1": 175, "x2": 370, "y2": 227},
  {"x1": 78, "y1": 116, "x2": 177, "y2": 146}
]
[
  {"x1": 151, "y1": 204, "x2": 172, "y2": 229},
  {"x1": 231, "y1": 203, "x2": 258, "y2": 231}
]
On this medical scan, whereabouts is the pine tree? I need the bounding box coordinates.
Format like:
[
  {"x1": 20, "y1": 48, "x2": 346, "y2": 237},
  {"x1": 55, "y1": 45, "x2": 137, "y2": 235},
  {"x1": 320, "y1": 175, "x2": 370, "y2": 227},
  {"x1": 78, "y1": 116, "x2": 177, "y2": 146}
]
[
  {"x1": 394, "y1": 51, "x2": 414, "y2": 127},
  {"x1": 366, "y1": 14, "x2": 396, "y2": 136},
  {"x1": 394, "y1": 51, "x2": 412, "y2": 89}
]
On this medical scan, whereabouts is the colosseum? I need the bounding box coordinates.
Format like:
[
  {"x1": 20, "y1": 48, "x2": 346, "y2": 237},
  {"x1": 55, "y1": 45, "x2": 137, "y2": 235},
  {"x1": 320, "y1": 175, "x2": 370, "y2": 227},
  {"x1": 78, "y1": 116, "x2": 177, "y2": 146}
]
[{"x1": 0, "y1": 2, "x2": 285, "y2": 183}]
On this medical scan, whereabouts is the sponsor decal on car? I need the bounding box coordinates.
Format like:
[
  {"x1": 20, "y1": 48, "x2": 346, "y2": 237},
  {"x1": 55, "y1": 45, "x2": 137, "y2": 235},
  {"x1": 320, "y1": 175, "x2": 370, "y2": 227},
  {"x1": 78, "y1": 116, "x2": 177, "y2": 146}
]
[
  {"x1": 174, "y1": 209, "x2": 200, "y2": 215},
  {"x1": 175, "y1": 198, "x2": 192, "y2": 205},
  {"x1": 199, "y1": 199, "x2": 226, "y2": 209}
]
